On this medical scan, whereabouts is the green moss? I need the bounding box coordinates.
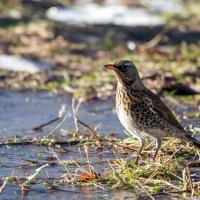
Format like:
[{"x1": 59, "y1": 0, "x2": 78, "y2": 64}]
[
  {"x1": 96, "y1": 194, "x2": 109, "y2": 200},
  {"x1": 151, "y1": 184, "x2": 163, "y2": 193},
  {"x1": 41, "y1": 138, "x2": 57, "y2": 146},
  {"x1": 37, "y1": 152, "x2": 45, "y2": 157},
  {"x1": 41, "y1": 81, "x2": 63, "y2": 91}
]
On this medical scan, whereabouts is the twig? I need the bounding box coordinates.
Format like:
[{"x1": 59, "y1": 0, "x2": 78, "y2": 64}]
[
  {"x1": 33, "y1": 117, "x2": 60, "y2": 131},
  {"x1": 138, "y1": 26, "x2": 167, "y2": 51},
  {"x1": 186, "y1": 165, "x2": 194, "y2": 197},
  {"x1": 33, "y1": 105, "x2": 66, "y2": 131},
  {"x1": 78, "y1": 119, "x2": 102, "y2": 148},
  {"x1": 182, "y1": 165, "x2": 194, "y2": 197},
  {"x1": 49, "y1": 147, "x2": 73, "y2": 181},
  {"x1": 111, "y1": 141, "x2": 136, "y2": 151},
  {"x1": 71, "y1": 98, "x2": 102, "y2": 147},
  {"x1": 162, "y1": 146, "x2": 182, "y2": 164},
  {"x1": 84, "y1": 145, "x2": 92, "y2": 173},
  {"x1": 72, "y1": 98, "x2": 82, "y2": 137},
  {"x1": 47, "y1": 111, "x2": 70, "y2": 136}
]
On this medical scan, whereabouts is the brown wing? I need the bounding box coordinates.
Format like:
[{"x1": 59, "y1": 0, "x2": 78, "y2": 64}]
[{"x1": 144, "y1": 89, "x2": 185, "y2": 132}]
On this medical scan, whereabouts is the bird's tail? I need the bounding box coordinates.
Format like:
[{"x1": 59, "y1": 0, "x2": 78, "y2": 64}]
[{"x1": 185, "y1": 134, "x2": 200, "y2": 149}]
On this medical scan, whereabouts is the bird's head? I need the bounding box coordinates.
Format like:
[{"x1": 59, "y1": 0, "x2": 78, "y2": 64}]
[{"x1": 104, "y1": 60, "x2": 141, "y2": 86}]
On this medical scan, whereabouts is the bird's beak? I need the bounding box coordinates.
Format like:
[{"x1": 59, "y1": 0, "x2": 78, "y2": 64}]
[{"x1": 104, "y1": 64, "x2": 116, "y2": 70}]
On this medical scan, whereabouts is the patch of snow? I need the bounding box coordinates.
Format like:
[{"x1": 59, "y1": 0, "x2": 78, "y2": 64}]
[
  {"x1": 141, "y1": 0, "x2": 184, "y2": 13},
  {"x1": 0, "y1": 55, "x2": 54, "y2": 73},
  {"x1": 46, "y1": 4, "x2": 164, "y2": 27}
]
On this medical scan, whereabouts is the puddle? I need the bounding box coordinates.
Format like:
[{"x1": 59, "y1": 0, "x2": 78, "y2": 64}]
[
  {"x1": 0, "y1": 90, "x2": 123, "y2": 139},
  {"x1": 0, "y1": 90, "x2": 199, "y2": 199},
  {"x1": 1, "y1": 182, "x2": 138, "y2": 200}
]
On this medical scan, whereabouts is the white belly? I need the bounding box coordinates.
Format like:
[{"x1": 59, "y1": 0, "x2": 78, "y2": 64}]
[
  {"x1": 116, "y1": 105, "x2": 141, "y2": 139},
  {"x1": 116, "y1": 105, "x2": 154, "y2": 140},
  {"x1": 115, "y1": 83, "x2": 153, "y2": 141}
]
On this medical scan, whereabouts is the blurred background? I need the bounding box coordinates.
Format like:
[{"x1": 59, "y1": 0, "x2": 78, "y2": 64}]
[
  {"x1": 0, "y1": 0, "x2": 199, "y2": 100},
  {"x1": 0, "y1": 2, "x2": 200, "y2": 198}
]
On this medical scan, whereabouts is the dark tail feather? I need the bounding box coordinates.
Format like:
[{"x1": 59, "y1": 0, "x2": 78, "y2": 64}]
[{"x1": 186, "y1": 135, "x2": 200, "y2": 148}]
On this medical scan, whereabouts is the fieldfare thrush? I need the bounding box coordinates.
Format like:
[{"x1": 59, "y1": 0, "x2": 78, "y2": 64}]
[{"x1": 105, "y1": 60, "x2": 200, "y2": 161}]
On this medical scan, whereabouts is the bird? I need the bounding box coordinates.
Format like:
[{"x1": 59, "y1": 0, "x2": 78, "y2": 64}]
[{"x1": 104, "y1": 60, "x2": 200, "y2": 161}]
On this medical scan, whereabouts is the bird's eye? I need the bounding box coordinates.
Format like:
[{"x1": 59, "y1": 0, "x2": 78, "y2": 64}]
[{"x1": 121, "y1": 65, "x2": 127, "y2": 71}]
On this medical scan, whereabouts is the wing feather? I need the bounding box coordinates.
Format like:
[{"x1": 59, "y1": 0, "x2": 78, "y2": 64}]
[{"x1": 144, "y1": 89, "x2": 185, "y2": 132}]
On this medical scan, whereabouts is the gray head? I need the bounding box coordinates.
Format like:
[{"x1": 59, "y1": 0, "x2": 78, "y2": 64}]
[{"x1": 104, "y1": 60, "x2": 143, "y2": 88}]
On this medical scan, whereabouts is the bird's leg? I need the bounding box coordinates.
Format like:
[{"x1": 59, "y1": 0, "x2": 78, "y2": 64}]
[
  {"x1": 135, "y1": 139, "x2": 145, "y2": 164},
  {"x1": 153, "y1": 139, "x2": 161, "y2": 161}
]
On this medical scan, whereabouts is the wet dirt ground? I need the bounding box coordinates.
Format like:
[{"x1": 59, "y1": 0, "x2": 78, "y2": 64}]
[
  {"x1": 0, "y1": 90, "x2": 129, "y2": 200},
  {"x1": 0, "y1": 90, "x2": 200, "y2": 199}
]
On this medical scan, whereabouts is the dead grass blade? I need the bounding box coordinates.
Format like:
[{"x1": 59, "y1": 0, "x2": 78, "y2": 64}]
[{"x1": 0, "y1": 179, "x2": 8, "y2": 194}]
